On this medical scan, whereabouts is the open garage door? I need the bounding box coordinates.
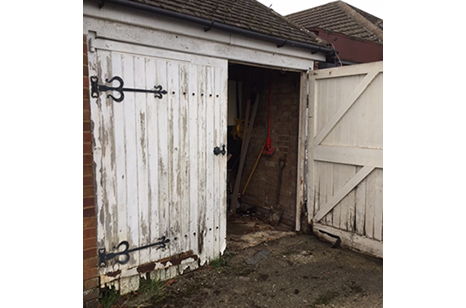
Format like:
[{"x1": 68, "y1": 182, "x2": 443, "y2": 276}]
[{"x1": 306, "y1": 61, "x2": 383, "y2": 258}]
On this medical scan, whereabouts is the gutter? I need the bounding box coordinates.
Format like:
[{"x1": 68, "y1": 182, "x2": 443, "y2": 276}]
[{"x1": 97, "y1": 0, "x2": 335, "y2": 56}]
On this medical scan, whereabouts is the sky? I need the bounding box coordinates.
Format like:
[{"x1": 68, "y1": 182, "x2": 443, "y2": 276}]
[{"x1": 256, "y1": 0, "x2": 384, "y2": 18}]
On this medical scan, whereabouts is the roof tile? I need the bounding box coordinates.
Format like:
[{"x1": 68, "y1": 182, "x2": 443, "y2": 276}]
[
  {"x1": 129, "y1": 0, "x2": 330, "y2": 47},
  {"x1": 286, "y1": 1, "x2": 383, "y2": 43}
]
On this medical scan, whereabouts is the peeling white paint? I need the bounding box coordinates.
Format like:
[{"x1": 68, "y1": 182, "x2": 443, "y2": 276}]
[{"x1": 88, "y1": 41, "x2": 228, "y2": 294}]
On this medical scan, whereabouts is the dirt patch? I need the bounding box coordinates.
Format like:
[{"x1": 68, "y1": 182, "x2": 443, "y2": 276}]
[{"x1": 107, "y1": 217, "x2": 383, "y2": 308}]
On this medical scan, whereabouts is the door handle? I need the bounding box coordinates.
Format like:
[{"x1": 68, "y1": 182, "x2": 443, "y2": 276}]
[{"x1": 213, "y1": 144, "x2": 226, "y2": 156}]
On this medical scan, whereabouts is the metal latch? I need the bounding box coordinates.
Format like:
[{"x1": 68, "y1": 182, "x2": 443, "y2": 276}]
[{"x1": 213, "y1": 144, "x2": 226, "y2": 156}]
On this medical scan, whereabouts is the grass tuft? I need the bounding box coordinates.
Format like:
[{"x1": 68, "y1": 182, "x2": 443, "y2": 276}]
[
  {"x1": 210, "y1": 255, "x2": 229, "y2": 271},
  {"x1": 138, "y1": 277, "x2": 167, "y2": 304},
  {"x1": 98, "y1": 286, "x2": 120, "y2": 308}
]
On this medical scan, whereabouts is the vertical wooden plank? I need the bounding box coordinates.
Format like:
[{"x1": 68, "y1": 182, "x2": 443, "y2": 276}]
[
  {"x1": 213, "y1": 62, "x2": 228, "y2": 256},
  {"x1": 91, "y1": 49, "x2": 104, "y2": 255},
  {"x1": 307, "y1": 74, "x2": 316, "y2": 223},
  {"x1": 314, "y1": 163, "x2": 323, "y2": 223},
  {"x1": 363, "y1": 73, "x2": 383, "y2": 149},
  {"x1": 354, "y1": 166, "x2": 366, "y2": 236},
  {"x1": 179, "y1": 62, "x2": 190, "y2": 254},
  {"x1": 219, "y1": 62, "x2": 228, "y2": 254},
  {"x1": 197, "y1": 64, "x2": 207, "y2": 265},
  {"x1": 121, "y1": 53, "x2": 139, "y2": 268},
  {"x1": 188, "y1": 63, "x2": 199, "y2": 256},
  {"x1": 310, "y1": 174, "x2": 319, "y2": 219},
  {"x1": 338, "y1": 164, "x2": 356, "y2": 232},
  {"x1": 320, "y1": 78, "x2": 335, "y2": 146},
  {"x1": 156, "y1": 59, "x2": 170, "y2": 260},
  {"x1": 346, "y1": 180, "x2": 356, "y2": 232},
  {"x1": 321, "y1": 80, "x2": 334, "y2": 226},
  {"x1": 104, "y1": 52, "x2": 119, "y2": 257},
  {"x1": 374, "y1": 73, "x2": 383, "y2": 150},
  {"x1": 168, "y1": 60, "x2": 181, "y2": 256},
  {"x1": 111, "y1": 52, "x2": 128, "y2": 273},
  {"x1": 355, "y1": 80, "x2": 368, "y2": 149},
  {"x1": 204, "y1": 65, "x2": 215, "y2": 261},
  {"x1": 134, "y1": 55, "x2": 150, "y2": 266},
  {"x1": 314, "y1": 78, "x2": 325, "y2": 134},
  {"x1": 324, "y1": 162, "x2": 333, "y2": 226},
  {"x1": 145, "y1": 56, "x2": 160, "y2": 262},
  {"x1": 364, "y1": 169, "x2": 375, "y2": 239},
  {"x1": 331, "y1": 164, "x2": 341, "y2": 228},
  {"x1": 373, "y1": 169, "x2": 383, "y2": 241},
  {"x1": 327, "y1": 78, "x2": 342, "y2": 146},
  {"x1": 93, "y1": 50, "x2": 116, "y2": 275},
  {"x1": 316, "y1": 162, "x2": 333, "y2": 226},
  {"x1": 212, "y1": 65, "x2": 220, "y2": 260},
  {"x1": 296, "y1": 71, "x2": 308, "y2": 231}
]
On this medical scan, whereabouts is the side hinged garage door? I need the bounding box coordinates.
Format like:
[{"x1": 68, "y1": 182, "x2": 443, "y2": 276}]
[
  {"x1": 306, "y1": 61, "x2": 383, "y2": 258},
  {"x1": 87, "y1": 38, "x2": 228, "y2": 293}
]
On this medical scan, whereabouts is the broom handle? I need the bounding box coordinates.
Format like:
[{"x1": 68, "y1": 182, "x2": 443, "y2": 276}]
[{"x1": 242, "y1": 140, "x2": 267, "y2": 195}]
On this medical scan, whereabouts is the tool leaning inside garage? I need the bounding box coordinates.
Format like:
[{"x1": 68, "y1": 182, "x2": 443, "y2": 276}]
[
  {"x1": 269, "y1": 157, "x2": 286, "y2": 226},
  {"x1": 241, "y1": 71, "x2": 277, "y2": 197},
  {"x1": 230, "y1": 74, "x2": 265, "y2": 216},
  {"x1": 262, "y1": 71, "x2": 276, "y2": 156}
]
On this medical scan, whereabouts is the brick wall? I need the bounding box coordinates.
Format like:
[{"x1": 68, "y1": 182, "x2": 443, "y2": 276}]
[
  {"x1": 83, "y1": 34, "x2": 99, "y2": 308},
  {"x1": 240, "y1": 69, "x2": 301, "y2": 227}
]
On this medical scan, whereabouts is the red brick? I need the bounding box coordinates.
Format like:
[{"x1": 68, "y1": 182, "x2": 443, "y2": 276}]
[
  {"x1": 83, "y1": 256, "x2": 97, "y2": 269},
  {"x1": 83, "y1": 88, "x2": 90, "y2": 102},
  {"x1": 83, "y1": 247, "x2": 97, "y2": 260},
  {"x1": 83, "y1": 237, "x2": 97, "y2": 250},
  {"x1": 84, "y1": 186, "x2": 95, "y2": 198},
  {"x1": 83, "y1": 132, "x2": 92, "y2": 143},
  {"x1": 83, "y1": 142, "x2": 93, "y2": 156},
  {"x1": 83, "y1": 176, "x2": 94, "y2": 187},
  {"x1": 83, "y1": 267, "x2": 98, "y2": 281},
  {"x1": 83, "y1": 165, "x2": 94, "y2": 177},
  {"x1": 83, "y1": 121, "x2": 92, "y2": 132},
  {"x1": 83, "y1": 277, "x2": 99, "y2": 290},
  {"x1": 83, "y1": 35, "x2": 98, "y2": 295},
  {"x1": 83, "y1": 155, "x2": 93, "y2": 166},
  {"x1": 83, "y1": 228, "x2": 97, "y2": 239},
  {"x1": 84, "y1": 109, "x2": 91, "y2": 122},
  {"x1": 83, "y1": 217, "x2": 96, "y2": 229},
  {"x1": 83, "y1": 205, "x2": 96, "y2": 216}
]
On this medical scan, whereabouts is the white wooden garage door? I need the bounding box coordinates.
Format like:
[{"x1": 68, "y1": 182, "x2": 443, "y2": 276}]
[
  {"x1": 306, "y1": 61, "x2": 383, "y2": 258},
  {"x1": 87, "y1": 39, "x2": 228, "y2": 292}
]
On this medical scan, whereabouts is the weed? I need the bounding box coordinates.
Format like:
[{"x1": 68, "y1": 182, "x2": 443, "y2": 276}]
[
  {"x1": 138, "y1": 277, "x2": 167, "y2": 304},
  {"x1": 210, "y1": 254, "x2": 229, "y2": 271},
  {"x1": 99, "y1": 286, "x2": 120, "y2": 308}
]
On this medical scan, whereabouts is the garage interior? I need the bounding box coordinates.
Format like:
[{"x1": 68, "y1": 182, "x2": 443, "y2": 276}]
[{"x1": 226, "y1": 63, "x2": 303, "y2": 232}]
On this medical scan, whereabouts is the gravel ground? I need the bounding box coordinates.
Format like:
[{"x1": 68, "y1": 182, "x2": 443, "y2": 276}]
[{"x1": 108, "y1": 217, "x2": 383, "y2": 308}]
